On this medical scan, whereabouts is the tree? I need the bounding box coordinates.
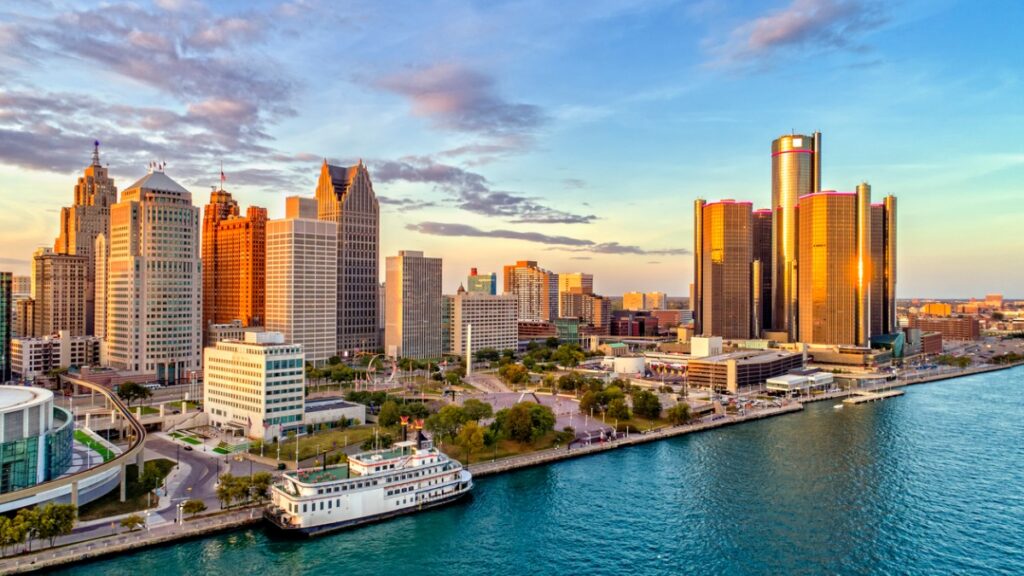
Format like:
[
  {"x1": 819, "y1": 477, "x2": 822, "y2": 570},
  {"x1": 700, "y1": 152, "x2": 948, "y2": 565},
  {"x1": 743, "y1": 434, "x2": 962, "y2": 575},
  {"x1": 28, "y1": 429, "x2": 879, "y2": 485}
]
[
  {"x1": 445, "y1": 371, "x2": 462, "y2": 387},
  {"x1": 182, "y1": 499, "x2": 207, "y2": 518},
  {"x1": 117, "y1": 381, "x2": 151, "y2": 407},
  {"x1": 461, "y1": 399, "x2": 493, "y2": 422},
  {"x1": 456, "y1": 421, "x2": 485, "y2": 463},
  {"x1": 544, "y1": 337, "x2": 560, "y2": 349},
  {"x1": 632, "y1": 390, "x2": 663, "y2": 420},
  {"x1": 120, "y1": 514, "x2": 146, "y2": 532},
  {"x1": 331, "y1": 365, "x2": 354, "y2": 383},
  {"x1": 498, "y1": 363, "x2": 529, "y2": 387},
  {"x1": 526, "y1": 403, "x2": 556, "y2": 440},
  {"x1": 328, "y1": 355, "x2": 342, "y2": 366},
  {"x1": 496, "y1": 403, "x2": 535, "y2": 443},
  {"x1": 425, "y1": 405, "x2": 467, "y2": 444},
  {"x1": 551, "y1": 344, "x2": 584, "y2": 367},
  {"x1": 14, "y1": 507, "x2": 38, "y2": 552},
  {"x1": 251, "y1": 472, "x2": 273, "y2": 501},
  {"x1": 666, "y1": 403, "x2": 693, "y2": 426},
  {"x1": 0, "y1": 516, "x2": 27, "y2": 556},
  {"x1": 476, "y1": 348, "x2": 500, "y2": 362},
  {"x1": 607, "y1": 398, "x2": 630, "y2": 420},
  {"x1": 578, "y1": 391, "x2": 600, "y2": 415},
  {"x1": 377, "y1": 400, "x2": 401, "y2": 428},
  {"x1": 139, "y1": 467, "x2": 164, "y2": 506},
  {"x1": 33, "y1": 504, "x2": 76, "y2": 547}
]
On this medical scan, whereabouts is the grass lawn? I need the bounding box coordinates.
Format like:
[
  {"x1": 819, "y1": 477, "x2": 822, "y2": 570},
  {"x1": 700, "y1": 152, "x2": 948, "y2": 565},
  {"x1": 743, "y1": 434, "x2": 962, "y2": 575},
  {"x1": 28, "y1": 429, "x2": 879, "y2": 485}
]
[
  {"x1": 443, "y1": 431, "x2": 560, "y2": 464},
  {"x1": 74, "y1": 430, "x2": 116, "y2": 462},
  {"x1": 78, "y1": 459, "x2": 175, "y2": 521},
  {"x1": 179, "y1": 435, "x2": 202, "y2": 445},
  {"x1": 250, "y1": 425, "x2": 383, "y2": 461},
  {"x1": 612, "y1": 416, "x2": 671, "y2": 433}
]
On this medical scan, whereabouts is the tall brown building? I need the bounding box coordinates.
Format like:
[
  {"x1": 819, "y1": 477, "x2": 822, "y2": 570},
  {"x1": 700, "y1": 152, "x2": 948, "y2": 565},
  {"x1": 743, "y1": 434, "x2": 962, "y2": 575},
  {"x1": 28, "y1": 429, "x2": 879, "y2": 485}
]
[
  {"x1": 316, "y1": 160, "x2": 381, "y2": 356},
  {"x1": 32, "y1": 248, "x2": 87, "y2": 337},
  {"x1": 503, "y1": 261, "x2": 558, "y2": 322},
  {"x1": 201, "y1": 188, "x2": 267, "y2": 331},
  {"x1": 771, "y1": 132, "x2": 821, "y2": 340},
  {"x1": 53, "y1": 142, "x2": 118, "y2": 335},
  {"x1": 752, "y1": 208, "x2": 773, "y2": 335},
  {"x1": 559, "y1": 288, "x2": 611, "y2": 334},
  {"x1": 694, "y1": 200, "x2": 753, "y2": 339}
]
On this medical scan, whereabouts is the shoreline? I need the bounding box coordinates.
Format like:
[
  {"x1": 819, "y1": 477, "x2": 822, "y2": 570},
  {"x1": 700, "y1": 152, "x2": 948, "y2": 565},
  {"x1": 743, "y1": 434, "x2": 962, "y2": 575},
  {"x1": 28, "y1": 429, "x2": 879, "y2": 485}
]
[{"x1": 4, "y1": 361, "x2": 1020, "y2": 573}]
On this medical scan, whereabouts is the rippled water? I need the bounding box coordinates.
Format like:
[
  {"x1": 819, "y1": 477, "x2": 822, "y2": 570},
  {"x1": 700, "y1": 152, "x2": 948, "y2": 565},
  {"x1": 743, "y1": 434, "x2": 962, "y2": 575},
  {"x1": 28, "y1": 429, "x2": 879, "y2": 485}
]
[{"x1": 56, "y1": 367, "x2": 1024, "y2": 575}]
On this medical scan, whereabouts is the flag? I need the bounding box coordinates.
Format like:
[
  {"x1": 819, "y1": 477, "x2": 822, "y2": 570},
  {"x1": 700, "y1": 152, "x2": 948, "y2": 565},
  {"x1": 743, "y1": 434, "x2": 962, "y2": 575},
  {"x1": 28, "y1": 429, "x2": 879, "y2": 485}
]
[{"x1": 400, "y1": 415, "x2": 409, "y2": 426}]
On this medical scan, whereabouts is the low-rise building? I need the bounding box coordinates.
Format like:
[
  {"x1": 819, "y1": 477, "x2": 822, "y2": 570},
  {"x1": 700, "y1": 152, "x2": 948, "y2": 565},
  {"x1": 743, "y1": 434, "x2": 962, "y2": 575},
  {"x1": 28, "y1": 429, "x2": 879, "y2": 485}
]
[
  {"x1": 686, "y1": 349, "x2": 804, "y2": 393},
  {"x1": 908, "y1": 315, "x2": 980, "y2": 341},
  {"x1": 766, "y1": 369, "x2": 834, "y2": 394},
  {"x1": 303, "y1": 397, "x2": 367, "y2": 430},
  {"x1": 204, "y1": 331, "x2": 304, "y2": 441},
  {"x1": 10, "y1": 330, "x2": 101, "y2": 382},
  {"x1": 204, "y1": 320, "x2": 265, "y2": 348}
]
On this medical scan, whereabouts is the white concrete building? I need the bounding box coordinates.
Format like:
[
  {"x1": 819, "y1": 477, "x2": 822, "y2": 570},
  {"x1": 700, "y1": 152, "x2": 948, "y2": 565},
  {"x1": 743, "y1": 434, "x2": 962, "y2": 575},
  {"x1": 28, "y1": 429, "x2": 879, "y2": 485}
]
[
  {"x1": 265, "y1": 197, "x2": 338, "y2": 366},
  {"x1": 204, "y1": 331, "x2": 305, "y2": 441},
  {"x1": 691, "y1": 336, "x2": 723, "y2": 358},
  {"x1": 303, "y1": 397, "x2": 367, "y2": 429},
  {"x1": 10, "y1": 330, "x2": 101, "y2": 381},
  {"x1": 385, "y1": 251, "x2": 443, "y2": 360},
  {"x1": 446, "y1": 290, "x2": 518, "y2": 357},
  {"x1": 104, "y1": 168, "x2": 202, "y2": 384}
]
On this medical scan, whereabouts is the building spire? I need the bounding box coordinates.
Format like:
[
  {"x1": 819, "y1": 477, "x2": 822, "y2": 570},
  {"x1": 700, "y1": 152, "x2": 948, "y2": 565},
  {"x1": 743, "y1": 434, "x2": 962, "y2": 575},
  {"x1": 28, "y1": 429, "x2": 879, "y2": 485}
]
[{"x1": 92, "y1": 140, "x2": 100, "y2": 166}]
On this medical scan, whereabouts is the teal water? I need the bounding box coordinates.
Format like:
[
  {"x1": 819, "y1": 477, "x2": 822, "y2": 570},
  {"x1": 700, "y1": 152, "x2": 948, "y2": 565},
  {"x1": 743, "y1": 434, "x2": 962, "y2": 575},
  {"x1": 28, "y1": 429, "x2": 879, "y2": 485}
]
[{"x1": 58, "y1": 368, "x2": 1024, "y2": 575}]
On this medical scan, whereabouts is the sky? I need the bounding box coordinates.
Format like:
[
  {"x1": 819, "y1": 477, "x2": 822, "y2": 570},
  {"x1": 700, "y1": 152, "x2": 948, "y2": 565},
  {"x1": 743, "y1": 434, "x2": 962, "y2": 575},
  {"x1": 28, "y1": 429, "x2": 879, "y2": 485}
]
[{"x1": 0, "y1": 0, "x2": 1022, "y2": 298}]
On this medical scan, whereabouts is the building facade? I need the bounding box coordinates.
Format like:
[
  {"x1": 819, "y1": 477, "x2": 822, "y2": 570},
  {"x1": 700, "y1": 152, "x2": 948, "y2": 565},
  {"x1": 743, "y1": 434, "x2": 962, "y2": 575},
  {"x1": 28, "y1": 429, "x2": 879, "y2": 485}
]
[
  {"x1": 752, "y1": 208, "x2": 773, "y2": 333},
  {"x1": 447, "y1": 290, "x2": 518, "y2": 357},
  {"x1": 557, "y1": 272, "x2": 593, "y2": 317},
  {"x1": 503, "y1": 261, "x2": 558, "y2": 322},
  {"x1": 53, "y1": 143, "x2": 118, "y2": 335},
  {"x1": 0, "y1": 386, "x2": 73, "y2": 493},
  {"x1": 10, "y1": 330, "x2": 101, "y2": 381},
  {"x1": 104, "y1": 169, "x2": 203, "y2": 384},
  {"x1": 645, "y1": 292, "x2": 668, "y2": 310},
  {"x1": 771, "y1": 132, "x2": 821, "y2": 340},
  {"x1": 467, "y1": 268, "x2": 497, "y2": 295},
  {"x1": 559, "y1": 289, "x2": 611, "y2": 334},
  {"x1": 908, "y1": 315, "x2": 980, "y2": 341},
  {"x1": 265, "y1": 197, "x2": 338, "y2": 366},
  {"x1": 796, "y1": 191, "x2": 858, "y2": 345},
  {"x1": 622, "y1": 292, "x2": 646, "y2": 311},
  {"x1": 386, "y1": 251, "x2": 443, "y2": 360},
  {"x1": 204, "y1": 331, "x2": 304, "y2": 441},
  {"x1": 315, "y1": 161, "x2": 380, "y2": 356},
  {"x1": 202, "y1": 188, "x2": 267, "y2": 331},
  {"x1": 32, "y1": 248, "x2": 88, "y2": 338},
  {"x1": 694, "y1": 199, "x2": 753, "y2": 340},
  {"x1": 0, "y1": 273, "x2": 10, "y2": 383}
]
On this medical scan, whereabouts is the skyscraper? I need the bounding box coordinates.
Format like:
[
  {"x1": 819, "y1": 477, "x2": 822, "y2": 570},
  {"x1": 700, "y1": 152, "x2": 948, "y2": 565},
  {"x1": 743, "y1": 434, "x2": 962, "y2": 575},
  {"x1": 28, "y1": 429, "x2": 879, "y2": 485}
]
[
  {"x1": 645, "y1": 292, "x2": 667, "y2": 310},
  {"x1": 503, "y1": 261, "x2": 558, "y2": 322},
  {"x1": 0, "y1": 272, "x2": 11, "y2": 383},
  {"x1": 53, "y1": 142, "x2": 118, "y2": 335},
  {"x1": 315, "y1": 160, "x2": 380, "y2": 356},
  {"x1": 694, "y1": 200, "x2": 753, "y2": 339},
  {"x1": 751, "y1": 209, "x2": 773, "y2": 334},
  {"x1": 32, "y1": 248, "x2": 87, "y2": 337},
  {"x1": 557, "y1": 272, "x2": 593, "y2": 316},
  {"x1": 386, "y1": 251, "x2": 442, "y2": 360},
  {"x1": 446, "y1": 290, "x2": 518, "y2": 357},
  {"x1": 622, "y1": 292, "x2": 646, "y2": 311},
  {"x1": 265, "y1": 197, "x2": 338, "y2": 366},
  {"x1": 202, "y1": 187, "x2": 267, "y2": 330},
  {"x1": 797, "y1": 191, "x2": 858, "y2": 345},
  {"x1": 771, "y1": 132, "x2": 821, "y2": 339},
  {"x1": 467, "y1": 268, "x2": 497, "y2": 295},
  {"x1": 105, "y1": 167, "x2": 202, "y2": 384},
  {"x1": 869, "y1": 195, "x2": 897, "y2": 336}
]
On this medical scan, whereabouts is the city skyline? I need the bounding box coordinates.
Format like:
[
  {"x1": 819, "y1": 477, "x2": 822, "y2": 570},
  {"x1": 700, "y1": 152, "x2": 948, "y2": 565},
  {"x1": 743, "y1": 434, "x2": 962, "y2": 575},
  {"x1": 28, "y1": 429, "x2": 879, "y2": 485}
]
[{"x1": 1, "y1": 1, "x2": 1022, "y2": 297}]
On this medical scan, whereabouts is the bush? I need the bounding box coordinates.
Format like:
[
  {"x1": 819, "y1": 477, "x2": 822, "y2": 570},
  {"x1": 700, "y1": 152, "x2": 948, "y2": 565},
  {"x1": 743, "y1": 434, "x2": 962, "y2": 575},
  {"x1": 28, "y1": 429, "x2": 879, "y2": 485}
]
[{"x1": 632, "y1": 390, "x2": 662, "y2": 420}]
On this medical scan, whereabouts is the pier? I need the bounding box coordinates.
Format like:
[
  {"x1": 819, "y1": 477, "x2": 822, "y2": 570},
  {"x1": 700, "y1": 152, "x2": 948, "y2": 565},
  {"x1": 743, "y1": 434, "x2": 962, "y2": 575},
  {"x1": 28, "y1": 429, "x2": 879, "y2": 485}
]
[{"x1": 843, "y1": 389, "x2": 905, "y2": 405}]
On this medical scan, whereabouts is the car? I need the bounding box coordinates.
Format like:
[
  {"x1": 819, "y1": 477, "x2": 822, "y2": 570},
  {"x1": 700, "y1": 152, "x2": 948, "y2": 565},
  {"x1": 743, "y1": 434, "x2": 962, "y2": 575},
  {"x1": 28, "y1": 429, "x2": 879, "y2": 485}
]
[{"x1": 183, "y1": 445, "x2": 194, "y2": 451}]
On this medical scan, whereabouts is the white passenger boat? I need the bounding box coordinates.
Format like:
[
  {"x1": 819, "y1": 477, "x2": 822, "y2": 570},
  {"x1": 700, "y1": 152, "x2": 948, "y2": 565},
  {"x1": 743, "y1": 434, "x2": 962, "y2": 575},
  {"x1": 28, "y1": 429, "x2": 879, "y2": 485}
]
[{"x1": 264, "y1": 436, "x2": 473, "y2": 537}]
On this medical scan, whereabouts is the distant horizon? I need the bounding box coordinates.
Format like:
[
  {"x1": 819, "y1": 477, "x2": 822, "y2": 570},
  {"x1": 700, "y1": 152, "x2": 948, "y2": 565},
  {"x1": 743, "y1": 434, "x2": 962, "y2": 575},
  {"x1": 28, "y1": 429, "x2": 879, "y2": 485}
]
[{"x1": 2, "y1": 1, "x2": 1022, "y2": 298}]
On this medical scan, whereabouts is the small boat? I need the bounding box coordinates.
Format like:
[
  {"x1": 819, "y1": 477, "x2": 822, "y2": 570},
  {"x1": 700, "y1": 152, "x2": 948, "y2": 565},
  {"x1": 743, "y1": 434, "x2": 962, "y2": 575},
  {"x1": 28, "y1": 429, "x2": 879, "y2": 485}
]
[{"x1": 833, "y1": 404, "x2": 844, "y2": 410}]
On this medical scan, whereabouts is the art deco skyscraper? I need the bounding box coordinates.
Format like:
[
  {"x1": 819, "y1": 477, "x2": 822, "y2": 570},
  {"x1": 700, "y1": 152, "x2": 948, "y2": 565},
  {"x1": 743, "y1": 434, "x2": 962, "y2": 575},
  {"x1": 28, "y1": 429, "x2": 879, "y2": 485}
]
[
  {"x1": 315, "y1": 160, "x2": 380, "y2": 356},
  {"x1": 54, "y1": 142, "x2": 118, "y2": 335},
  {"x1": 694, "y1": 200, "x2": 753, "y2": 340},
  {"x1": 266, "y1": 197, "x2": 338, "y2": 366},
  {"x1": 503, "y1": 261, "x2": 558, "y2": 322},
  {"x1": 771, "y1": 132, "x2": 820, "y2": 339},
  {"x1": 385, "y1": 251, "x2": 442, "y2": 360},
  {"x1": 202, "y1": 187, "x2": 267, "y2": 331},
  {"x1": 105, "y1": 168, "x2": 202, "y2": 384}
]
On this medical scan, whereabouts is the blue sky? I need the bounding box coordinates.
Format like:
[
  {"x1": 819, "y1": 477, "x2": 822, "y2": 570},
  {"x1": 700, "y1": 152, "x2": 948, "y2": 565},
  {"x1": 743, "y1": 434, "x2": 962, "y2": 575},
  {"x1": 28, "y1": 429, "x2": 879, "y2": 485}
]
[{"x1": 1, "y1": 0, "x2": 1022, "y2": 297}]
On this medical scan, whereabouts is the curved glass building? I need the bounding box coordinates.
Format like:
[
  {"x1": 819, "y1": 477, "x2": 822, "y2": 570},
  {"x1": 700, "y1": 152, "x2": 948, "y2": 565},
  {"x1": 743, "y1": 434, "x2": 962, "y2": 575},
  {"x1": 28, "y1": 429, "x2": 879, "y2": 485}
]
[{"x1": 0, "y1": 386, "x2": 73, "y2": 493}]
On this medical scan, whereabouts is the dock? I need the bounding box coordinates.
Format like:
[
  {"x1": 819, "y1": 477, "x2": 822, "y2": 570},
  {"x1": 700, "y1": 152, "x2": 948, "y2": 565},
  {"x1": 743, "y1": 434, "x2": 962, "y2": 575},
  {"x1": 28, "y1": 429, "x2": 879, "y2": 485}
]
[{"x1": 843, "y1": 389, "x2": 905, "y2": 405}]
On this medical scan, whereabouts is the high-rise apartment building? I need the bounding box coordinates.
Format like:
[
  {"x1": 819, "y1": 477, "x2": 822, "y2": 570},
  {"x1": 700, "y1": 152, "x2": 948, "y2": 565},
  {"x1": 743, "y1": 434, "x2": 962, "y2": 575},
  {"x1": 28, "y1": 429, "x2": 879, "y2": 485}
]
[
  {"x1": 467, "y1": 268, "x2": 497, "y2": 295},
  {"x1": 560, "y1": 288, "x2": 611, "y2": 334},
  {"x1": 32, "y1": 248, "x2": 87, "y2": 338},
  {"x1": 693, "y1": 200, "x2": 753, "y2": 340},
  {"x1": 771, "y1": 132, "x2": 821, "y2": 339},
  {"x1": 386, "y1": 251, "x2": 443, "y2": 360},
  {"x1": 557, "y1": 273, "x2": 594, "y2": 317},
  {"x1": 105, "y1": 168, "x2": 202, "y2": 384},
  {"x1": 202, "y1": 188, "x2": 267, "y2": 330},
  {"x1": 0, "y1": 273, "x2": 10, "y2": 383},
  {"x1": 446, "y1": 289, "x2": 518, "y2": 357},
  {"x1": 315, "y1": 160, "x2": 380, "y2": 356},
  {"x1": 503, "y1": 261, "x2": 558, "y2": 322},
  {"x1": 752, "y1": 209, "x2": 773, "y2": 333},
  {"x1": 622, "y1": 292, "x2": 646, "y2": 311},
  {"x1": 265, "y1": 197, "x2": 338, "y2": 366},
  {"x1": 53, "y1": 142, "x2": 118, "y2": 335},
  {"x1": 204, "y1": 331, "x2": 305, "y2": 441},
  {"x1": 645, "y1": 292, "x2": 667, "y2": 310},
  {"x1": 11, "y1": 277, "x2": 29, "y2": 297}
]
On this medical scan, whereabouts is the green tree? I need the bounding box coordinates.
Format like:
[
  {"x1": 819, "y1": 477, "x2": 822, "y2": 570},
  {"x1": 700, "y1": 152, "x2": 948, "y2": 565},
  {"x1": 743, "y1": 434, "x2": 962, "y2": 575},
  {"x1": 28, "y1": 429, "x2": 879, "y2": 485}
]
[
  {"x1": 377, "y1": 400, "x2": 401, "y2": 428},
  {"x1": 551, "y1": 344, "x2": 584, "y2": 367},
  {"x1": 33, "y1": 503, "x2": 76, "y2": 547},
  {"x1": 544, "y1": 337, "x2": 560, "y2": 348},
  {"x1": 331, "y1": 365, "x2": 355, "y2": 383},
  {"x1": 425, "y1": 405, "x2": 467, "y2": 444},
  {"x1": 461, "y1": 399, "x2": 493, "y2": 422},
  {"x1": 632, "y1": 390, "x2": 663, "y2": 420},
  {"x1": 498, "y1": 363, "x2": 529, "y2": 386},
  {"x1": 120, "y1": 514, "x2": 146, "y2": 532},
  {"x1": 666, "y1": 403, "x2": 693, "y2": 426},
  {"x1": 328, "y1": 355, "x2": 342, "y2": 366},
  {"x1": 526, "y1": 403, "x2": 556, "y2": 440},
  {"x1": 607, "y1": 398, "x2": 631, "y2": 420},
  {"x1": 251, "y1": 472, "x2": 273, "y2": 501},
  {"x1": 456, "y1": 421, "x2": 485, "y2": 463},
  {"x1": 117, "y1": 381, "x2": 152, "y2": 407},
  {"x1": 476, "y1": 348, "x2": 500, "y2": 362},
  {"x1": 0, "y1": 515, "x2": 27, "y2": 556},
  {"x1": 139, "y1": 467, "x2": 164, "y2": 506},
  {"x1": 445, "y1": 371, "x2": 463, "y2": 387},
  {"x1": 14, "y1": 507, "x2": 38, "y2": 552},
  {"x1": 578, "y1": 391, "x2": 600, "y2": 415},
  {"x1": 182, "y1": 499, "x2": 207, "y2": 518},
  {"x1": 496, "y1": 403, "x2": 535, "y2": 443}
]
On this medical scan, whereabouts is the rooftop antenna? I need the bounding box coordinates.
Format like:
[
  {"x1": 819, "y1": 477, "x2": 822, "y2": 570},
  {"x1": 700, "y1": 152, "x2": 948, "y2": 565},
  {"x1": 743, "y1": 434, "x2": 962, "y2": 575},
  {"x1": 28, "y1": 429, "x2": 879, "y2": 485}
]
[
  {"x1": 219, "y1": 160, "x2": 226, "y2": 191},
  {"x1": 92, "y1": 140, "x2": 101, "y2": 166}
]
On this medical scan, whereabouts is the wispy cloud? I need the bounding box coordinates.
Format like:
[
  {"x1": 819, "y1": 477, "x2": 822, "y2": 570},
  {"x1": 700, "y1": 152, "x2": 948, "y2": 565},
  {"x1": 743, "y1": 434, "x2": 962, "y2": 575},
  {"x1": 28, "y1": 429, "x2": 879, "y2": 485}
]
[
  {"x1": 373, "y1": 157, "x2": 596, "y2": 224},
  {"x1": 407, "y1": 221, "x2": 688, "y2": 256},
  {"x1": 707, "y1": 0, "x2": 886, "y2": 67}
]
